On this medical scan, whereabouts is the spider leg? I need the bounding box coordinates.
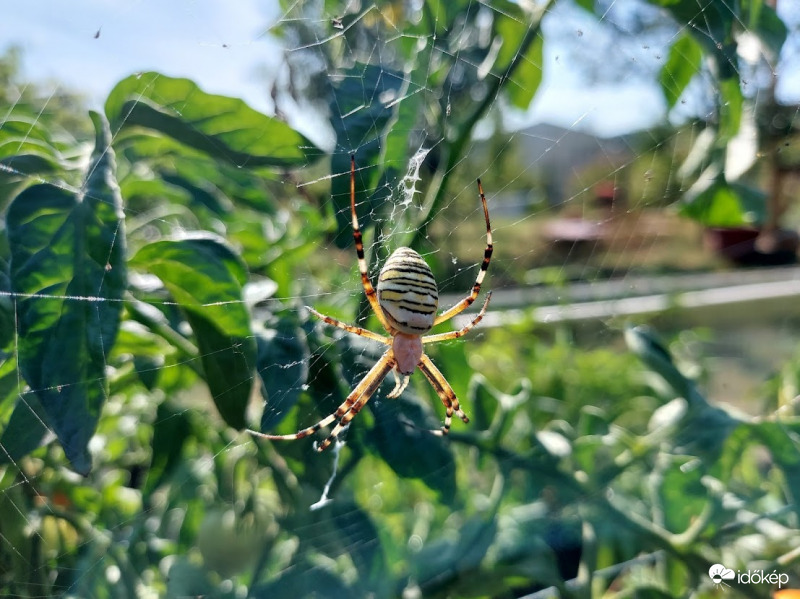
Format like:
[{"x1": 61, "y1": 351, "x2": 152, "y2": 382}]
[
  {"x1": 422, "y1": 292, "x2": 491, "y2": 345},
  {"x1": 248, "y1": 350, "x2": 395, "y2": 448},
  {"x1": 316, "y1": 350, "x2": 396, "y2": 451},
  {"x1": 418, "y1": 353, "x2": 469, "y2": 436},
  {"x1": 433, "y1": 179, "x2": 493, "y2": 326},
  {"x1": 306, "y1": 306, "x2": 390, "y2": 344},
  {"x1": 349, "y1": 155, "x2": 393, "y2": 332},
  {"x1": 386, "y1": 368, "x2": 411, "y2": 399}
]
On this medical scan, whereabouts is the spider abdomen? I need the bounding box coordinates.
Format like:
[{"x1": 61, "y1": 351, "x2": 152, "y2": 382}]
[{"x1": 377, "y1": 247, "x2": 438, "y2": 335}]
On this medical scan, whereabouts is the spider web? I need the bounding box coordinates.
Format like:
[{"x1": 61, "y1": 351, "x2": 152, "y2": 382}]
[{"x1": 2, "y1": 0, "x2": 800, "y2": 597}]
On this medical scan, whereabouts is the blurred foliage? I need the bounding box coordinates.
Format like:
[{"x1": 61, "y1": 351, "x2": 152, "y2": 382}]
[
  {"x1": 650, "y1": 0, "x2": 797, "y2": 228},
  {"x1": 0, "y1": 45, "x2": 93, "y2": 140},
  {"x1": 1, "y1": 1, "x2": 799, "y2": 598}
]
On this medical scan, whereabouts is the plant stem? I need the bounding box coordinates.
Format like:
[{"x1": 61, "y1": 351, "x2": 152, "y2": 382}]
[
  {"x1": 408, "y1": 2, "x2": 553, "y2": 250},
  {"x1": 124, "y1": 293, "x2": 202, "y2": 375}
]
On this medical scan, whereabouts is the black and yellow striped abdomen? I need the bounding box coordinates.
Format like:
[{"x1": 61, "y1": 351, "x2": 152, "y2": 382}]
[{"x1": 377, "y1": 247, "x2": 439, "y2": 335}]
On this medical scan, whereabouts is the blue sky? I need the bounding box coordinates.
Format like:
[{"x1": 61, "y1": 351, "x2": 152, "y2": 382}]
[
  {"x1": 3, "y1": 1, "x2": 799, "y2": 145},
  {"x1": 4, "y1": 2, "x2": 280, "y2": 104}
]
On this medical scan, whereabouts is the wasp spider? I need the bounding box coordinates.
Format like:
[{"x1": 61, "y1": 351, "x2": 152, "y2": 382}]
[{"x1": 249, "y1": 156, "x2": 493, "y2": 451}]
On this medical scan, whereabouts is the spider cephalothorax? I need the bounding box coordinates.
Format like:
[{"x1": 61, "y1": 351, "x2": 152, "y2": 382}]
[{"x1": 249, "y1": 155, "x2": 492, "y2": 451}]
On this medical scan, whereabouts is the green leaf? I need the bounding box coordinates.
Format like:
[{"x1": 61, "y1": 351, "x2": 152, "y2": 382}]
[
  {"x1": 495, "y1": 9, "x2": 545, "y2": 110},
  {"x1": 330, "y1": 64, "x2": 406, "y2": 246},
  {"x1": 105, "y1": 72, "x2": 320, "y2": 168},
  {"x1": 412, "y1": 515, "x2": 498, "y2": 592},
  {"x1": 250, "y1": 566, "x2": 351, "y2": 599},
  {"x1": 117, "y1": 132, "x2": 281, "y2": 216},
  {"x1": 679, "y1": 180, "x2": 766, "y2": 227},
  {"x1": 490, "y1": 503, "x2": 566, "y2": 587},
  {"x1": 468, "y1": 374, "x2": 531, "y2": 441},
  {"x1": 509, "y1": 35, "x2": 544, "y2": 110},
  {"x1": 366, "y1": 394, "x2": 456, "y2": 502},
  {"x1": 382, "y1": 66, "x2": 426, "y2": 176},
  {"x1": 132, "y1": 237, "x2": 255, "y2": 429},
  {"x1": 745, "y1": 1, "x2": 788, "y2": 58},
  {"x1": 120, "y1": 177, "x2": 192, "y2": 211},
  {"x1": 257, "y1": 318, "x2": 310, "y2": 431},
  {"x1": 0, "y1": 114, "x2": 73, "y2": 185},
  {"x1": 165, "y1": 558, "x2": 214, "y2": 598},
  {"x1": 657, "y1": 457, "x2": 707, "y2": 533},
  {"x1": 625, "y1": 326, "x2": 707, "y2": 408},
  {"x1": 751, "y1": 421, "x2": 800, "y2": 520},
  {"x1": 0, "y1": 146, "x2": 63, "y2": 181},
  {"x1": 660, "y1": 33, "x2": 703, "y2": 108},
  {"x1": 718, "y1": 76, "x2": 743, "y2": 143},
  {"x1": 321, "y1": 501, "x2": 386, "y2": 586},
  {"x1": 575, "y1": 404, "x2": 610, "y2": 437},
  {"x1": 7, "y1": 112, "x2": 126, "y2": 474},
  {"x1": 572, "y1": 435, "x2": 613, "y2": 477},
  {"x1": 0, "y1": 391, "x2": 49, "y2": 467},
  {"x1": 144, "y1": 401, "x2": 192, "y2": 496},
  {"x1": 626, "y1": 326, "x2": 741, "y2": 463},
  {"x1": 649, "y1": 0, "x2": 733, "y2": 55},
  {"x1": 623, "y1": 588, "x2": 674, "y2": 599},
  {"x1": 468, "y1": 373, "x2": 500, "y2": 432},
  {"x1": 0, "y1": 273, "x2": 15, "y2": 352}
]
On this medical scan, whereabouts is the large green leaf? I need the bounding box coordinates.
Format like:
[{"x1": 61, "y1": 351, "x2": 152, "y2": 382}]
[
  {"x1": 117, "y1": 132, "x2": 281, "y2": 215},
  {"x1": 105, "y1": 72, "x2": 320, "y2": 168},
  {"x1": 660, "y1": 33, "x2": 703, "y2": 108},
  {"x1": 257, "y1": 317, "x2": 310, "y2": 431},
  {"x1": 6, "y1": 112, "x2": 127, "y2": 474},
  {"x1": 131, "y1": 237, "x2": 255, "y2": 429}
]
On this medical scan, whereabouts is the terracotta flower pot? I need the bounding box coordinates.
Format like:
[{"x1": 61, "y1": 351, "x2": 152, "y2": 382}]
[{"x1": 705, "y1": 226, "x2": 798, "y2": 266}]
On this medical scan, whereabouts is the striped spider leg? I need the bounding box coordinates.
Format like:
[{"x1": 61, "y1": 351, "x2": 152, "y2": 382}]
[{"x1": 248, "y1": 155, "x2": 493, "y2": 451}]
